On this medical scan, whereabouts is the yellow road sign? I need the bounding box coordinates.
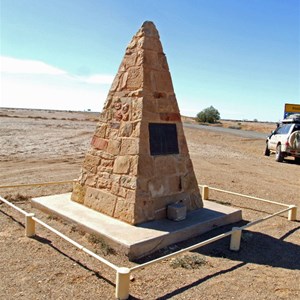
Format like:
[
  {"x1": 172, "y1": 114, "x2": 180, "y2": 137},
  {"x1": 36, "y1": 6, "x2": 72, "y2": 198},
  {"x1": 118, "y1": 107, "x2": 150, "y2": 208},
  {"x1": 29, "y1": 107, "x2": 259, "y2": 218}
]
[
  {"x1": 285, "y1": 103, "x2": 300, "y2": 113},
  {"x1": 284, "y1": 103, "x2": 300, "y2": 118}
]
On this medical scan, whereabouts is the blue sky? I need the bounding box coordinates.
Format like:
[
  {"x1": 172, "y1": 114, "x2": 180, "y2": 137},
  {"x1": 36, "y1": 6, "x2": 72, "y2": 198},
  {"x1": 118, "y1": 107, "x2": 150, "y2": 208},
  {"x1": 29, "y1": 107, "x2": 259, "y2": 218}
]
[{"x1": 1, "y1": 0, "x2": 299, "y2": 121}]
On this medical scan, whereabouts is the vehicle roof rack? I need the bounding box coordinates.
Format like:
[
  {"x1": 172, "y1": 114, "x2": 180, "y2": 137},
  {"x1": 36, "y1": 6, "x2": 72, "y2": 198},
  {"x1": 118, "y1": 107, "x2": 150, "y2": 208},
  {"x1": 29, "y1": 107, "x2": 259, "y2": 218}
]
[
  {"x1": 281, "y1": 118, "x2": 300, "y2": 123},
  {"x1": 282, "y1": 114, "x2": 300, "y2": 123}
]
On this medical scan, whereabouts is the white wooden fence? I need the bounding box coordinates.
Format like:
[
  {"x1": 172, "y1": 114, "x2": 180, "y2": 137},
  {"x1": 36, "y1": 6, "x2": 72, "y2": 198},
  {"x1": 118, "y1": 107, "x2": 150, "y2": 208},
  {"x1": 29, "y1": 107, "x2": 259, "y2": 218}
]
[{"x1": 0, "y1": 182, "x2": 297, "y2": 299}]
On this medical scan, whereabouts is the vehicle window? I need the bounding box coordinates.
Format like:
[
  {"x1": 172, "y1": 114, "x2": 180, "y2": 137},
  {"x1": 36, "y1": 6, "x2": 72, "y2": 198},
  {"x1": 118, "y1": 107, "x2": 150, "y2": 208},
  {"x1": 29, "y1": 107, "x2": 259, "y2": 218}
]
[
  {"x1": 292, "y1": 124, "x2": 300, "y2": 132},
  {"x1": 276, "y1": 124, "x2": 292, "y2": 134}
]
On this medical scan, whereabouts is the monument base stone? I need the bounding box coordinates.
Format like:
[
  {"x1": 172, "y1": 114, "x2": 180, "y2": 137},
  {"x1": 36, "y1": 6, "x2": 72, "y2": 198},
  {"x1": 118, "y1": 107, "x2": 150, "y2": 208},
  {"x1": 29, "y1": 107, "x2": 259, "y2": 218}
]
[{"x1": 32, "y1": 193, "x2": 242, "y2": 260}]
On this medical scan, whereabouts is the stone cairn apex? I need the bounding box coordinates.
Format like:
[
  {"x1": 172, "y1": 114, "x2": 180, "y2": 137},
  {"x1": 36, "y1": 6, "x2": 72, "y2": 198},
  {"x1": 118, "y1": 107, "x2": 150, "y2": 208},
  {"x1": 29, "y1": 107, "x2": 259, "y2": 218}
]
[{"x1": 71, "y1": 21, "x2": 203, "y2": 225}]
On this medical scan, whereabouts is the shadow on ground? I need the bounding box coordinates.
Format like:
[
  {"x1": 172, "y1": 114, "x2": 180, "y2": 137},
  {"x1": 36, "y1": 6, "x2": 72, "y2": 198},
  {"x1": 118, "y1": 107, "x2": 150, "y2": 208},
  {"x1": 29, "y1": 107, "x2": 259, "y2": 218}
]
[
  {"x1": 197, "y1": 227, "x2": 300, "y2": 270},
  {"x1": 132, "y1": 222, "x2": 300, "y2": 300},
  {"x1": 32, "y1": 235, "x2": 116, "y2": 287},
  {"x1": 135, "y1": 219, "x2": 300, "y2": 270}
]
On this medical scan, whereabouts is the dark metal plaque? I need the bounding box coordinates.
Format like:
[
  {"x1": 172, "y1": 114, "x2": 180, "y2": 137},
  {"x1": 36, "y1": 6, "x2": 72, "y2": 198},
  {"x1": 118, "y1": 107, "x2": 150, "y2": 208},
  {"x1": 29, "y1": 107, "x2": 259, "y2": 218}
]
[{"x1": 149, "y1": 123, "x2": 179, "y2": 155}]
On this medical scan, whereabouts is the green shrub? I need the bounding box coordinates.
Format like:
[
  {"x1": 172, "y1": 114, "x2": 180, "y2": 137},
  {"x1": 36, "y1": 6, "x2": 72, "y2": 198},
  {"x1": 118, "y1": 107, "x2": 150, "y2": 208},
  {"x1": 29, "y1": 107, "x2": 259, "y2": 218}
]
[{"x1": 196, "y1": 106, "x2": 220, "y2": 123}]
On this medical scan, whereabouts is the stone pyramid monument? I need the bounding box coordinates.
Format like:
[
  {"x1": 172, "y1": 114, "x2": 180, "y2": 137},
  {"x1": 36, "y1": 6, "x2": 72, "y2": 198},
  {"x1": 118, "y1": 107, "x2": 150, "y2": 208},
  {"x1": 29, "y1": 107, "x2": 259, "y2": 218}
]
[{"x1": 71, "y1": 21, "x2": 203, "y2": 225}]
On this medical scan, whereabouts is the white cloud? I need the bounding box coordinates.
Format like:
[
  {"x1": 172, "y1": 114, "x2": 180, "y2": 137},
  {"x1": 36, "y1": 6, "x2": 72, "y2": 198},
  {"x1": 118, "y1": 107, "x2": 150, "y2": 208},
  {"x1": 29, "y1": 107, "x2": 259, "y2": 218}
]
[
  {"x1": 0, "y1": 56, "x2": 114, "y2": 85},
  {"x1": 1, "y1": 73, "x2": 109, "y2": 111},
  {"x1": 1, "y1": 56, "x2": 66, "y2": 75},
  {"x1": 81, "y1": 74, "x2": 114, "y2": 85},
  {"x1": 0, "y1": 56, "x2": 113, "y2": 111}
]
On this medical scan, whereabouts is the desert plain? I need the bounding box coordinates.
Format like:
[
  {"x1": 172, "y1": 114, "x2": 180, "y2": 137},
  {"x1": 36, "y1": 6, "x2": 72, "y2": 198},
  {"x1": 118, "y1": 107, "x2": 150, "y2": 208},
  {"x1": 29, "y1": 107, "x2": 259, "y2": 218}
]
[{"x1": 0, "y1": 108, "x2": 299, "y2": 299}]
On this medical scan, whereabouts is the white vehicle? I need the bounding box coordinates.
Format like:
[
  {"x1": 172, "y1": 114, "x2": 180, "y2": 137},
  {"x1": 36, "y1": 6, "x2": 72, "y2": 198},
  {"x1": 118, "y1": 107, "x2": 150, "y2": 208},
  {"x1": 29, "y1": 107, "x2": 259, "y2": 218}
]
[{"x1": 265, "y1": 114, "x2": 300, "y2": 163}]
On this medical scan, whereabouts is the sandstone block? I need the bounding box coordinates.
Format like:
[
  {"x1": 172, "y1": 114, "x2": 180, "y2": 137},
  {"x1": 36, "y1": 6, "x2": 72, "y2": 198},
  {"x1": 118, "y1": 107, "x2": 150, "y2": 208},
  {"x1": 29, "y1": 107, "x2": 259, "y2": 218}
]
[
  {"x1": 173, "y1": 156, "x2": 186, "y2": 174},
  {"x1": 71, "y1": 182, "x2": 86, "y2": 204},
  {"x1": 138, "y1": 154, "x2": 154, "y2": 177},
  {"x1": 142, "y1": 110, "x2": 161, "y2": 122},
  {"x1": 113, "y1": 199, "x2": 135, "y2": 224},
  {"x1": 97, "y1": 151, "x2": 115, "y2": 160},
  {"x1": 136, "y1": 178, "x2": 150, "y2": 193},
  {"x1": 125, "y1": 189, "x2": 136, "y2": 203},
  {"x1": 157, "y1": 96, "x2": 178, "y2": 113},
  {"x1": 109, "y1": 122, "x2": 120, "y2": 129},
  {"x1": 136, "y1": 50, "x2": 144, "y2": 66},
  {"x1": 167, "y1": 175, "x2": 182, "y2": 195},
  {"x1": 119, "y1": 122, "x2": 133, "y2": 137},
  {"x1": 178, "y1": 136, "x2": 189, "y2": 154},
  {"x1": 107, "y1": 139, "x2": 121, "y2": 155},
  {"x1": 158, "y1": 52, "x2": 169, "y2": 70},
  {"x1": 84, "y1": 187, "x2": 117, "y2": 216},
  {"x1": 91, "y1": 136, "x2": 108, "y2": 150},
  {"x1": 120, "y1": 138, "x2": 139, "y2": 155},
  {"x1": 95, "y1": 124, "x2": 107, "y2": 138},
  {"x1": 78, "y1": 170, "x2": 87, "y2": 185},
  {"x1": 97, "y1": 166, "x2": 113, "y2": 174},
  {"x1": 117, "y1": 186, "x2": 126, "y2": 198},
  {"x1": 123, "y1": 52, "x2": 138, "y2": 68},
  {"x1": 110, "y1": 174, "x2": 121, "y2": 183},
  {"x1": 127, "y1": 38, "x2": 137, "y2": 50},
  {"x1": 83, "y1": 154, "x2": 101, "y2": 174},
  {"x1": 113, "y1": 156, "x2": 131, "y2": 174},
  {"x1": 153, "y1": 70, "x2": 174, "y2": 92},
  {"x1": 98, "y1": 109, "x2": 113, "y2": 122},
  {"x1": 119, "y1": 72, "x2": 128, "y2": 90},
  {"x1": 128, "y1": 88, "x2": 143, "y2": 97},
  {"x1": 154, "y1": 156, "x2": 177, "y2": 176},
  {"x1": 120, "y1": 175, "x2": 137, "y2": 190},
  {"x1": 159, "y1": 112, "x2": 181, "y2": 122},
  {"x1": 143, "y1": 50, "x2": 160, "y2": 69},
  {"x1": 106, "y1": 128, "x2": 119, "y2": 139},
  {"x1": 143, "y1": 97, "x2": 157, "y2": 113},
  {"x1": 100, "y1": 158, "x2": 114, "y2": 168},
  {"x1": 111, "y1": 182, "x2": 119, "y2": 195},
  {"x1": 126, "y1": 67, "x2": 143, "y2": 90},
  {"x1": 130, "y1": 155, "x2": 138, "y2": 176},
  {"x1": 139, "y1": 36, "x2": 163, "y2": 52},
  {"x1": 96, "y1": 175, "x2": 112, "y2": 189},
  {"x1": 143, "y1": 69, "x2": 156, "y2": 93},
  {"x1": 85, "y1": 174, "x2": 98, "y2": 188},
  {"x1": 132, "y1": 98, "x2": 143, "y2": 120},
  {"x1": 134, "y1": 198, "x2": 155, "y2": 223},
  {"x1": 148, "y1": 177, "x2": 165, "y2": 197},
  {"x1": 131, "y1": 121, "x2": 141, "y2": 137}
]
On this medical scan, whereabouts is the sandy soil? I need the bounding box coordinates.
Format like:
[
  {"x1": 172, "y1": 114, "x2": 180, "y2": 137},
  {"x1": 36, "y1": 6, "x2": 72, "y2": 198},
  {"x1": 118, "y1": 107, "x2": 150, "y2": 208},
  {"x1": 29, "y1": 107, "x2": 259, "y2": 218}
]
[{"x1": 0, "y1": 108, "x2": 299, "y2": 300}]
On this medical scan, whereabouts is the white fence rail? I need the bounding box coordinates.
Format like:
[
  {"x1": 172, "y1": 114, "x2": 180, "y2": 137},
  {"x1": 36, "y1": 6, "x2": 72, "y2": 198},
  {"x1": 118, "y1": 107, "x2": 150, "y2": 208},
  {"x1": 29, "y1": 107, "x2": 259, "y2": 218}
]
[
  {"x1": 0, "y1": 180, "x2": 74, "y2": 189},
  {"x1": 0, "y1": 182, "x2": 298, "y2": 299}
]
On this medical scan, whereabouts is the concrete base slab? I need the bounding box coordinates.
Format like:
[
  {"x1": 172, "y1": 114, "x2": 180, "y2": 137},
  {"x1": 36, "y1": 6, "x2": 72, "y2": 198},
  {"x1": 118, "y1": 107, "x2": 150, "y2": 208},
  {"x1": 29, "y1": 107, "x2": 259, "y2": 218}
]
[{"x1": 32, "y1": 193, "x2": 242, "y2": 260}]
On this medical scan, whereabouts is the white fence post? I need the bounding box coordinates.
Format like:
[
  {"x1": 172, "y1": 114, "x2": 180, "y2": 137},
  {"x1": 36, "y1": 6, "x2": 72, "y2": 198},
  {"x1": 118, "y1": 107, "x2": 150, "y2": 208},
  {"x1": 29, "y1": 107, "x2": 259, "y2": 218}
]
[
  {"x1": 115, "y1": 267, "x2": 130, "y2": 300},
  {"x1": 230, "y1": 227, "x2": 242, "y2": 251},
  {"x1": 288, "y1": 205, "x2": 297, "y2": 221},
  {"x1": 202, "y1": 185, "x2": 209, "y2": 200},
  {"x1": 25, "y1": 213, "x2": 35, "y2": 237}
]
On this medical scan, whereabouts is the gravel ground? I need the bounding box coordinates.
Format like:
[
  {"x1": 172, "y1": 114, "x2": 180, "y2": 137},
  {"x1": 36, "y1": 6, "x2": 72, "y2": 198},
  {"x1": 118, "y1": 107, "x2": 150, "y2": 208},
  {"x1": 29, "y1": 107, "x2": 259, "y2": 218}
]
[{"x1": 0, "y1": 108, "x2": 299, "y2": 299}]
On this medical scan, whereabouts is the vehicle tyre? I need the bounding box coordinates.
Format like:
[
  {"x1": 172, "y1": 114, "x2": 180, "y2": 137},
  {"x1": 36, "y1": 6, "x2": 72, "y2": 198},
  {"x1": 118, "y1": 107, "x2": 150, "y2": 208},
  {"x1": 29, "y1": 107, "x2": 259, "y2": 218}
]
[
  {"x1": 264, "y1": 144, "x2": 270, "y2": 156},
  {"x1": 289, "y1": 131, "x2": 300, "y2": 149},
  {"x1": 275, "y1": 144, "x2": 284, "y2": 162}
]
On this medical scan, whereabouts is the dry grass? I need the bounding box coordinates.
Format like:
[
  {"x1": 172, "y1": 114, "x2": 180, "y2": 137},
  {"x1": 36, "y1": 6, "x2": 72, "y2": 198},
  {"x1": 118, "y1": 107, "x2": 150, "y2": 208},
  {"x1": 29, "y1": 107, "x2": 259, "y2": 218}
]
[{"x1": 170, "y1": 253, "x2": 208, "y2": 269}]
